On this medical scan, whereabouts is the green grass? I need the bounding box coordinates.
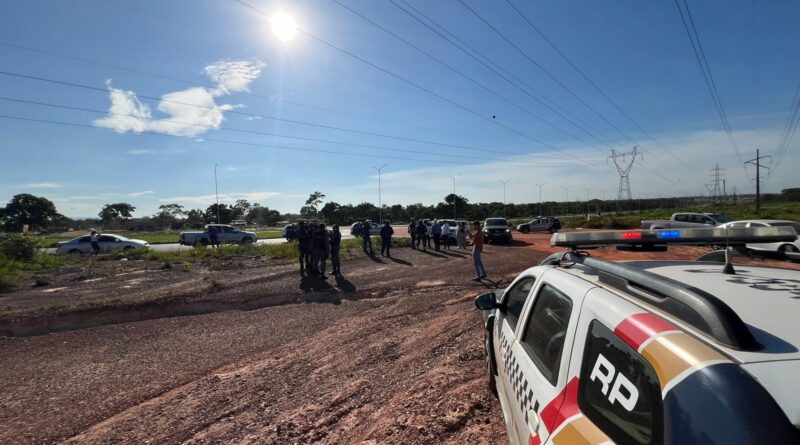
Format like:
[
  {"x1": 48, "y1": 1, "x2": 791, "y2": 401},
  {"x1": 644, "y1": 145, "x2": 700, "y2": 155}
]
[
  {"x1": 39, "y1": 230, "x2": 283, "y2": 247},
  {"x1": 0, "y1": 252, "x2": 73, "y2": 293},
  {"x1": 255, "y1": 231, "x2": 283, "y2": 239}
]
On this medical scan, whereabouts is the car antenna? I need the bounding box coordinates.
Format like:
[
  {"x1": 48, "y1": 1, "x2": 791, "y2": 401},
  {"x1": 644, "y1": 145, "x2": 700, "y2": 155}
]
[{"x1": 723, "y1": 223, "x2": 736, "y2": 275}]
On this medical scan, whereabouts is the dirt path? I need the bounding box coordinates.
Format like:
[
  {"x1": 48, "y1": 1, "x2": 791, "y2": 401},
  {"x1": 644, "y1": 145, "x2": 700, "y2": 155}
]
[{"x1": 1, "y1": 237, "x2": 542, "y2": 444}]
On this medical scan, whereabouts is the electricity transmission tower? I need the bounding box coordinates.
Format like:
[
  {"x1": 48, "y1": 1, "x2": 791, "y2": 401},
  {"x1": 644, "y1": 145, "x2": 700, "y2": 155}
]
[
  {"x1": 745, "y1": 149, "x2": 771, "y2": 212},
  {"x1": 708, "y1": 164, "x2": 725, "y2": 203},
  {"x1": 609, "y1": 147, "x2": 642, "y2": 201}
]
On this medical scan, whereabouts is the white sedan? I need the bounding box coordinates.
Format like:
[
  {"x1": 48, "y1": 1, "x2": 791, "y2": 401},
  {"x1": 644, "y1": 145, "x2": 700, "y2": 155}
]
[
  {"x1": 718, "y1": 219, "x2": 800, "y2": 253},
  {"x1": 56, "y1": 234, "x2": 150, "y2": 254}
]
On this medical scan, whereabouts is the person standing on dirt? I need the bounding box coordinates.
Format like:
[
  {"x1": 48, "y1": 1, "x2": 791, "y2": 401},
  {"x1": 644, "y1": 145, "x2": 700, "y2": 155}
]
[
  {"x1": 431, "y1": 220, "x2": 442, "y2": 252},
  {"x1": 408, "y1": 219, "x2": 416, "y2": 250},
  {"x1": 330, "y1": 224, "x2": 342, "y2": 276},
  {"x1": 467, "y1": 221, "x2": 487, "y2": 281},
  {"x1": 89, "y1": 229, "x2": 101, "y2": 255},
  {"x1": 457, "y1": 222, "x2": 468, "y2": 249},
  {"x1": 297, "y1": 221, "x2": 312, "y2": 274},
  {"x1": 441, "y1": 220, "x2": 451, "y2": 251},
  {"x1": 312, "y1": 223, "x2": 331, "y2": 279},
  {"x1": 361, "y1": 219, "x2": 374, "y2": 255},
  {"x1": 380, "y1": 220, "x2": 394, "y2": 257},
  {"x1": 207, "y1": 225, "x2": 220, "y2": 249},
  {"x1": 415, "y1": 220, "x2": 427, "y2": 251}
]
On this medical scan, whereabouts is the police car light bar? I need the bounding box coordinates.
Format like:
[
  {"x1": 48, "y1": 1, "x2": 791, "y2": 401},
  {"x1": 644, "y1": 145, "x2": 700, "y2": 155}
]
[{"x1": 550, "y1": 226, "x2": 798, "y2": 248}]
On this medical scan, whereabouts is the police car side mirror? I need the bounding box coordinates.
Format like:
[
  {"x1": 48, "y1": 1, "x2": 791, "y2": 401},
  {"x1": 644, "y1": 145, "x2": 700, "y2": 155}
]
[{"x1": 474, "y1": 292, "x2": 499, "y2": 310}]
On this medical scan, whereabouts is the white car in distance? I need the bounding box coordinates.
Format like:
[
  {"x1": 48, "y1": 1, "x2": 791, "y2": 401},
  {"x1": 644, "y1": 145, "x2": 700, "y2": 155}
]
[
  {"x1": 718, "y1": 220, "x2": 800, "y2": 253},
  {"x1": 56, "y1": 234, "x2": 150, "y2": 254}
]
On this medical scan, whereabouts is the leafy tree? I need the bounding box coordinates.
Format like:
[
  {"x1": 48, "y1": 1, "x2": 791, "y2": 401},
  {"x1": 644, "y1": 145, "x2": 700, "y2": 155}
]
[
  {"x1": 204, "y1": 203, "x2": 235, "y2": 224},
  {"x1": 0, "y1": 194, "x2": 61, "y2": 231},
  {"x1": 233, "y1": 199, "x2": 252, "y2": 219},
  {"x1": 99, "y1": 203, "x2": 136, "y2": 225},
  {"x1": 301, "y1": 191, "x2": 326, "y2": 216},
  {"x1": 319, "y1": 202, "x2": 343, "y2": 225},
  {"x1": 157, "y1": 203, "x2": 185, "y2": 219},
  {"x1": 185, "y1": 209, "x2": 205, "y2": 228},
  {"x1": 246, "y1": 204, "x2": 280, "y2": 226}
]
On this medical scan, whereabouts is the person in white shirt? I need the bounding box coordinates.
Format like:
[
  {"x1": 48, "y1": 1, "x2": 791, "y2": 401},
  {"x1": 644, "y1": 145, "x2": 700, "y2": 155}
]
[{"x1": 441, "y1": 221, "x2": 451, "y2": 250}]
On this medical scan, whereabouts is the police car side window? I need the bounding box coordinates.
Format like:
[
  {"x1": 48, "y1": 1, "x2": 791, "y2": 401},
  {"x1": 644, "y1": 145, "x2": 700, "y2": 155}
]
[
  {"x1": 674, "y1": 214, "x2": 687, "y2": 222},
  {"x1": 520, "y1": 284, "x2": 572, "y2": 385},
  {"x1": 579, "y1": 321, "x2": 663, "y2": 445},
  {"x1": 503, "y1": 277, "x2": 536, "y2": 331}
]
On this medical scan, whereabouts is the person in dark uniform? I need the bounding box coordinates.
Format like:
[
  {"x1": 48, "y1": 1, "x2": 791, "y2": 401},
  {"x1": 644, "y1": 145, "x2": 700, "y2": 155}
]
[
  {"x1": 330, "y1": 224, "x2": 342, "y2": 276},
  {"x1": 361, "y1": 219, "x2": 374, "y2": 254},
  {"x1": 207, "y1": 225, "x2": 220, "y2": 248},
  {"x1": 380, "y1": 220, "x2": 394, "y2": 257},
  {"x1": 90, "y1": 229, "x2": 100, "y2": 255},
  {"x1": 297, "y1": 221, "x2": 311, "y2": 274},
  {"x1": 415, "y1": 220, "x2": 427, "y2": 251},
  {"x1": 408, "y1": 219, "x2": 416, "y2": 249},
  {"x1": 311, "y1": 223, "x2": 331, "y2": 279}
]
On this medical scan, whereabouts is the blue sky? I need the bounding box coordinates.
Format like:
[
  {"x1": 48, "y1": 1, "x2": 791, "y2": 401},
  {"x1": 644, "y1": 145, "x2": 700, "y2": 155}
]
[{"x1": 1, "y1": 0, "x2": 799, "y2": 217}]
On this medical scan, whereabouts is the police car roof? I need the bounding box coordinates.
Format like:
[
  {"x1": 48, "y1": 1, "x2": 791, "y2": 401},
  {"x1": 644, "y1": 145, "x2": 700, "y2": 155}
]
[{"x1": 563, "y1": 260, "x2": 800, "y2": 364}]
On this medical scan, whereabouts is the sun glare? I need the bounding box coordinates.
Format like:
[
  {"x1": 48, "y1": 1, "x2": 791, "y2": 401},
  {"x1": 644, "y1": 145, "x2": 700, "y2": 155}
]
[{"x1": 271, "y1": 11, "x2": 298, "y2": 42}]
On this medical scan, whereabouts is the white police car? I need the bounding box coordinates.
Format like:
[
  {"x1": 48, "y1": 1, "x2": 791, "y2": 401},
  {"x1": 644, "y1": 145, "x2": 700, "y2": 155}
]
[{"x1": 476, "y1": 227, "x2": 800, "y2": 445}]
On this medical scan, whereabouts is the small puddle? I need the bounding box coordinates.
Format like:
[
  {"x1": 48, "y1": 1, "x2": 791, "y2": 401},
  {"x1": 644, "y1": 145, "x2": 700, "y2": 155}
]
[
  {"x1": 42, "y1": 287, "x2": 68, "y2": 293},
  {"x1": 416, "y1": 280, "x2": 445, "y2": 287}
]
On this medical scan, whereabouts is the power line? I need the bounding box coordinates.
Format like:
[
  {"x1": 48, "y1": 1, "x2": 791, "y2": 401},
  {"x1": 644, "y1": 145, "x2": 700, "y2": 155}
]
[
  {"x1": 674, "y1": 0, "x2": 743, "y2": 164},
  {"x1": 0, "y1": 70, "x2": 525, "y2": 157},
  {"x1": 331, "y1": 0, "x2": 609, "y2": 155},
  {"x1": 0, "y1": 96, "x2": 591, "y2": 168},
  {"x1": 770, "y1": 78, "x2": 800, "y2": 178},
  {"x1": 0, "y1": 40, "x2": 502, "y2": 146},
  {"x1": 232, "y1": 0, "x2": 617, "y2": 172},
  {"x1": 503, "y1": 0, "x2": 694, "y2": 171}
]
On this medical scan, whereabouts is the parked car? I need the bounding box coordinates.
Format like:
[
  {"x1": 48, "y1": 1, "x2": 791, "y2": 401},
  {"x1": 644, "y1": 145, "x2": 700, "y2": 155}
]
[
  {"x1": 56, "y1": 234, "x2": 149, "y2": 254},
  {"x1": 641, "y1": 212, "x2": 731, "y2": 230},
  {"x1": 483, "y1": 218, "x2": 512, "y2": 244},
  {"x1": 350, "y1": 221, "x2": 382, "y2": 237},
  {"x1": 718, "y1": 220, "x2": 800, "y2": 253},
  {"x1": 516, "y1": 217, "x2": 561, "y2": 233},
  {"x1": 282, "y1": 224, "x2": 297, "y2": 241},
  {"x1": 179, "y1": 224, "x2": 257, "y2": 246}
]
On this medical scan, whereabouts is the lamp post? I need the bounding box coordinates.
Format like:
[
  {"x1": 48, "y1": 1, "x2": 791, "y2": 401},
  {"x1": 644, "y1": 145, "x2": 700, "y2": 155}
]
[
  {"x1": 372, "y1": 163, "x2": 388, "y2": 224},
  {"x1": 447, "y1": 174, "x2": 460, "y2": 220},
  {"x1": 498, "y1": 179, "x2": 511, "y2": 218},
  {"x1": 562, "y1": 185, "x2": 572, "y2": 216},
  {"x1": 214, "y1": 163, "x2": 220, "y2": 223},
  {"x1": 534, "y1": 183, "x2": 546, "y2": 216}
]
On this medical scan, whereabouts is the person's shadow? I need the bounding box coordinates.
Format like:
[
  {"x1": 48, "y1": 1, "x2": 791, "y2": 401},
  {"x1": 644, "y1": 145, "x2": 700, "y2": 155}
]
[
  {"x1": 419, "y1": 249, "x2": 447, "y2": 258},
  {"x1": 387, "y1": 256, "x2": 412, "y2": 266},
  {"x1": 299, "y1": 274, "x2": 335, "y2": 292},
  {"x1": 367, "y1": 252, "x2": 384, "y2": 263},
  {"x1": 335, "y1": 274, "x2": 356, "y2": 292}
]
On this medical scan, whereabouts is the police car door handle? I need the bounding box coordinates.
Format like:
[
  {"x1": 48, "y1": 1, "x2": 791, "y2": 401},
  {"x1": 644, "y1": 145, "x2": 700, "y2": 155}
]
[{"x1": 527, "y1": 409, "x2": 540, "y2": 433}]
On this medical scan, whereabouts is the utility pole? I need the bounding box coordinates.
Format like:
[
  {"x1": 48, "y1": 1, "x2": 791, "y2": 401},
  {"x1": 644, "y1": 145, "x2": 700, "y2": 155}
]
[
  {"x1": 745, "y1": 149, "x2": 771, "y2": 212},
  {"x1": 446, "y1": 174, "x2": 460, "y2": 221},
  {"x1": 214, "y1": 163, "x2": 220, "y2": 223},
  {"x1": 498, "y1": 179, "x2": 511, "y2": 218},
  {"x1": 534, "y1": 183, "x2": 546, "y2": 216},
  {"x1": 609, "y1": 147, "x2": 642, "y2": 200},
  {"x1": 372, "y1": 163, "x2": 388, "y2": 224}
]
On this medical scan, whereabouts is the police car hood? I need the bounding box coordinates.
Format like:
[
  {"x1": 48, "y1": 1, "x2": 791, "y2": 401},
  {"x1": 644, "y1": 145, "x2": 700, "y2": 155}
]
[{"x1": 636, "y1": 262, "x2": 800, "y2": 428}]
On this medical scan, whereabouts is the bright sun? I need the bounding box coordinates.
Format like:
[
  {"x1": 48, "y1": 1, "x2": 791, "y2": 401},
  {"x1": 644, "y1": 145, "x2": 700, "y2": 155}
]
[{"x1": 271, "y1": 11, "x2": 298, "y2": 42}]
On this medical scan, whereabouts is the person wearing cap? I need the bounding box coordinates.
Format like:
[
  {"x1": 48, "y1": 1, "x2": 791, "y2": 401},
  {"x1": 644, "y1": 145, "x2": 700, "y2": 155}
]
[
  {"x1": 467, "y1": 221, "x2": 487, "y2": 281},
  {"x1": 380, "y1": 220, "x2": 394, "y2": 257}
]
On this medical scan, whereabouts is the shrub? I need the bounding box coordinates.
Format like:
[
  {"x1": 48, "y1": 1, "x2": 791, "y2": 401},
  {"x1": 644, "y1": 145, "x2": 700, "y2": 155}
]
[
  {"x1": 0, "y1": 253, "x2": 21, "y2": 292},
  {"x1": 0, "y1": 233, "x2": 39, "y2": 261}
]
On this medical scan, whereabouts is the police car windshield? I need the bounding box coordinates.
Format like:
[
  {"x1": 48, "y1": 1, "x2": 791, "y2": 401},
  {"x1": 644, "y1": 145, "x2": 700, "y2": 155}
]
[
  {"x1": 770, "y1": 221, "x2": 800, "y2": 232},
  {"x1": 708, "y1": 214, "x2": 732, "y2": 223},
  {"x1": 486, "y1": 219, "x2": 507, "y2": 226}
]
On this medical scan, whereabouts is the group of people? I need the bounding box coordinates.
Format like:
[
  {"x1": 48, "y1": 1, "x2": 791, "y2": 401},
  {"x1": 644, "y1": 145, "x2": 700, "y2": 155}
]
[
  {"x1": 296, "y1": 220, "x2": 342, "y2": 278},
  {"x1": 357, "y1": 219, "x2": 395, "y2": 257},
  {"x1": 407, "y1": 219, "x2": 469, "y2": 252}
]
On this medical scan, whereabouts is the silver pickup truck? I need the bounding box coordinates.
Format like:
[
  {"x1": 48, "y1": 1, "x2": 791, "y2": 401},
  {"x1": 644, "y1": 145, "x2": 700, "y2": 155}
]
[
  {"x1": 179, "y1": 224, "x2": 257, "y2": 246},
  {"x1": 641, "y1": 212, "x2": 731, "y2": 230}
]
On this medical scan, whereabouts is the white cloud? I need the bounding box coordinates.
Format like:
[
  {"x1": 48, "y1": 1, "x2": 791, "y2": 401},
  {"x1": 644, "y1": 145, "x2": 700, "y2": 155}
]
[
  {"x1": 203, "y1": 59, "x2": 265, "y2": 96},
  {"x1": 129, "y1": 191, "x2": 155, "y2": 197},
  {"x1": 160, "y1": 191, "x2": 280, "y2": 205},
  {"x1": 24, "y1": 183, "x2": 62, "y2": 189},
  {"x1": 95, "y1": 59, "x2": 264, "y2": 138},
  {"x1": 127, "y1": 148, "x2": 156, "y2": 155}
]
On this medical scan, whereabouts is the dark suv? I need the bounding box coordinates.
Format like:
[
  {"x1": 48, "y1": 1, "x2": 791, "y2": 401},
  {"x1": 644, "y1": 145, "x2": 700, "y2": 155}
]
[{"x1": 483, "y1": 218, "x2": 512, "y2": 244}]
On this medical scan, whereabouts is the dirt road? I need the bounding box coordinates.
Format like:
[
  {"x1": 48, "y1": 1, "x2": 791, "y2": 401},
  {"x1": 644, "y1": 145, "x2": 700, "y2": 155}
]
[{"x1": 2, "y1": 235, "x2": 541, "y2": 444}]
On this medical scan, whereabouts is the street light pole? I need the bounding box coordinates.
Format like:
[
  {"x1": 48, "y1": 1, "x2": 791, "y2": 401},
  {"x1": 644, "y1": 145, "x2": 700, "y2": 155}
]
[
  {"x1": 534, "y1": 183, "x2": 546, "y2": 216},
  {"x1": 498, "y1": 179, "x2": 511, "y2": 218},
  {"x1": 214, "y1": 163, "x2": 220, "y2": 223},
  {"x1": 372, "y1": 163, "x2": 388, "y2": 224},
  {"x1": 446, "y1": 174, "x2": 460, "y2": 220},
  {"x1": 562, "y1": 185, "x2": 572, "y2": 216}
]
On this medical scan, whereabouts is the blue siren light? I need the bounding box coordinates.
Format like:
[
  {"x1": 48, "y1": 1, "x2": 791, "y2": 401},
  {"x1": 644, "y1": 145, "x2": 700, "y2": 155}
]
[{"x1": 658, "y1": 230, "x2": 682, "y2": 239}]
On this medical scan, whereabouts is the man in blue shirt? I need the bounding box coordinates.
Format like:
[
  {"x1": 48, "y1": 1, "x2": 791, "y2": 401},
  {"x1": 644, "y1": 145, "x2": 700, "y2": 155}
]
[{"x1": 431, "y1": 220, "x2": 443, "y2": 252}]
